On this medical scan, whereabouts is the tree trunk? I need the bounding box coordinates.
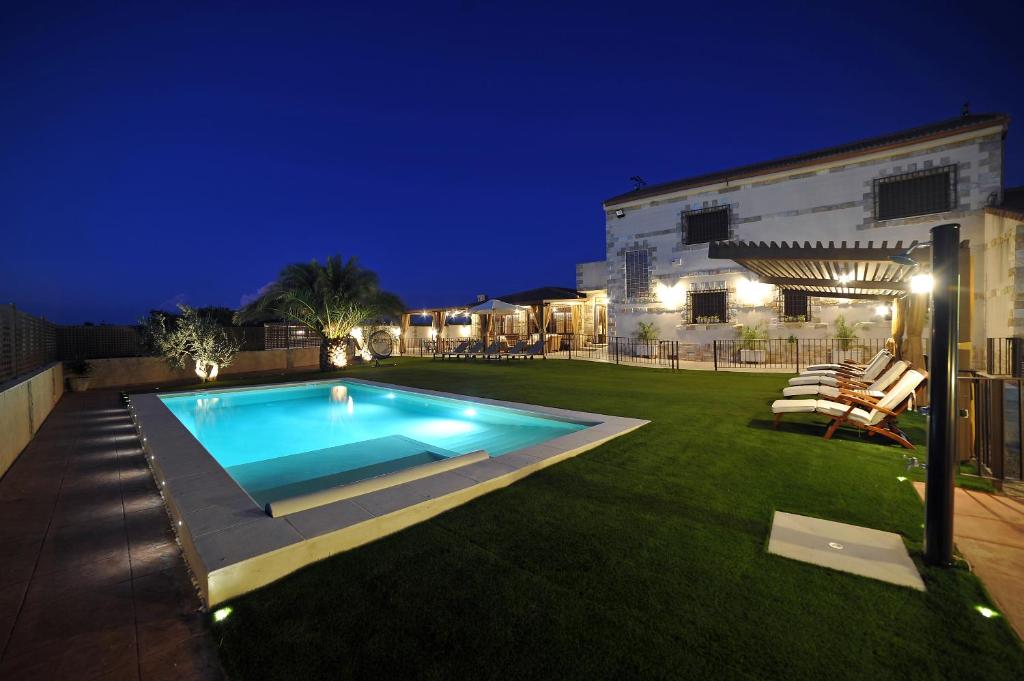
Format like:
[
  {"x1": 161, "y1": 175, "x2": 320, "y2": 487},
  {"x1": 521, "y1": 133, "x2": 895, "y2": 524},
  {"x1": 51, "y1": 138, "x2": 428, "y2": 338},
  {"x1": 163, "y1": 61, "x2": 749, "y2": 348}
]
[{"x1": 320, "y1": 338, "x2": 346, "y2": 371}]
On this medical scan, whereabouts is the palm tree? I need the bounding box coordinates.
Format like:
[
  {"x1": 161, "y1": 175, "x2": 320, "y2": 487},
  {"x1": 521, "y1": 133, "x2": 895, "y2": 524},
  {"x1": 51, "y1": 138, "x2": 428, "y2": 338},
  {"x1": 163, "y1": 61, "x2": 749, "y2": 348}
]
[{"x1": 236, "y1": 255, "x2": 404, "y2": 370}]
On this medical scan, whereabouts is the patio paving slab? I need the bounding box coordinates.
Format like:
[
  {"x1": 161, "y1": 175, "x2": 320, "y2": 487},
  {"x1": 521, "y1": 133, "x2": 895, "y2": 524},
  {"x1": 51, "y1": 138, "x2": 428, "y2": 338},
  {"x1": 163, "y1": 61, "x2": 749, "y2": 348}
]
[
  {"x1": 914, "y1": 482, "x2": 1024, "y2": 638},
  {"x1": 0, "y1": 390, "x2": 225, "y2": 680},
  {"x1": 768, "y1": 510, "x2": 925, "y2": 591}
]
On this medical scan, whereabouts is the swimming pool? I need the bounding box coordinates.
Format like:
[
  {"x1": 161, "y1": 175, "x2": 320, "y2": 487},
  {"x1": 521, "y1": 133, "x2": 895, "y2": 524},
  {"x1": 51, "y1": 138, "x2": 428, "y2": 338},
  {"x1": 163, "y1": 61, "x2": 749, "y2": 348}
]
[
  {"x1": 160, "y1": 381, "x2": 590, "y2": 507},
  {"x1": 132, "y1": 377, "x2": 647, "y2": 605}
]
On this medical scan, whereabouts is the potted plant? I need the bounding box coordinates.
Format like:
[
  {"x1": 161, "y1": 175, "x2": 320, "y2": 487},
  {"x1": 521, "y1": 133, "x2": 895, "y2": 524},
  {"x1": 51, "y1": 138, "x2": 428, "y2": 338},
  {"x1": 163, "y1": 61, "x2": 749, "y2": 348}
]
[
  {"x1": 66, "y1": 358, "x2": 92, "y2": 392},
  {"x1": 634, "y1": 321, "x2": 658, "y2": 358},
  {"x1": 738, "y1": 323, "x2": 768, "y2": 363},
  {"x1": 832, "y1": 315, "x2": 858, "y2": 364}
]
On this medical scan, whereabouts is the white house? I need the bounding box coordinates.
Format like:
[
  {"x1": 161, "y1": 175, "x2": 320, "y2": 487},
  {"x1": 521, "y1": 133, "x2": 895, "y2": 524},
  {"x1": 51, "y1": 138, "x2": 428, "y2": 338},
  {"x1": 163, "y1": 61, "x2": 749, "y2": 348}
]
[{"x1": 589, "y1": 112, "x2": 1023, "y2": 368}]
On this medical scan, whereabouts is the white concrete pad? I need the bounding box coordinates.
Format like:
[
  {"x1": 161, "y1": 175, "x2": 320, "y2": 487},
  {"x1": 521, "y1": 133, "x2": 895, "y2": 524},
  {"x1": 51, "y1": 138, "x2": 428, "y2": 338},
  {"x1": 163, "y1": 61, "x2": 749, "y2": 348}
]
[{"x1": 768, "y1": 511, "x2": 925, "y2": 591}]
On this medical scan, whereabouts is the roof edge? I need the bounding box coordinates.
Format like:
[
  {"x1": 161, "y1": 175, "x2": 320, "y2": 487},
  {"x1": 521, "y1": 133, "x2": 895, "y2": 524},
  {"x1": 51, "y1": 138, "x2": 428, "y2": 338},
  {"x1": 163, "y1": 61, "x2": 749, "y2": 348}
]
[{"x1": 605, "y1": 114, "x2": 1010, "y2": 207}]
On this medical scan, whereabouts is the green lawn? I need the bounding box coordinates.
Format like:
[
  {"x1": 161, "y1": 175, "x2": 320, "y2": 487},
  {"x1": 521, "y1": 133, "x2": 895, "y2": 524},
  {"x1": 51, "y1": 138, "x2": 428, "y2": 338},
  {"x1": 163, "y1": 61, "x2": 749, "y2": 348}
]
[{"x1": 205, "y1": 358, "x2": 1022, "y2": 680}]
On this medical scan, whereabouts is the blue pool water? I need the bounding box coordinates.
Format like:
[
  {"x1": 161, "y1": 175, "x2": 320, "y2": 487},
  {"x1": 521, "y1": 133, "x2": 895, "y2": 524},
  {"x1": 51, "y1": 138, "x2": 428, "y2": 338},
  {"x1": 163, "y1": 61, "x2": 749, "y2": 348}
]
[{"x1": 160, "y1": 381, "x2": 589, "y2": 505}]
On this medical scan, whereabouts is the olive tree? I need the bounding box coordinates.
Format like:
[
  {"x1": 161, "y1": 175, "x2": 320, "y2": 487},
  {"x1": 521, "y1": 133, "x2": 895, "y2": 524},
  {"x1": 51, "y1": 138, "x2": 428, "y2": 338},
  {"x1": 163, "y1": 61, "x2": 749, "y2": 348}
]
[{"x1": 141, "y1": 304, "x2": 241, "y2": 381}]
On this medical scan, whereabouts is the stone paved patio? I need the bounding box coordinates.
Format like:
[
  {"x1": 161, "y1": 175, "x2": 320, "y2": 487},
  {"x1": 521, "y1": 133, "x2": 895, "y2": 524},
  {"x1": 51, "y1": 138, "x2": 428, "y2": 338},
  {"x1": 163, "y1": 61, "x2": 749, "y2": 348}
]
[
  {"x1": 0, "y1": 390, "x2": 224, "y2": 680},
  {"x1": 915, "y1": 482, "x2": 1024, "y2": 639}
]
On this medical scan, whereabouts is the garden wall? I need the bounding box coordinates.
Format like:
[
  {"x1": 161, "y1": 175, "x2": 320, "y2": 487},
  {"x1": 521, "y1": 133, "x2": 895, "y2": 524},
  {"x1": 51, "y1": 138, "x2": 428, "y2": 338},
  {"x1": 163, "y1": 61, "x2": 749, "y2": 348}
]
[
  {"x1": 87, "y1": 347, "x2": 320, "y2": 389},
  {"x1": 0, "y1": 362, "x2": 64, "y2": 479}
]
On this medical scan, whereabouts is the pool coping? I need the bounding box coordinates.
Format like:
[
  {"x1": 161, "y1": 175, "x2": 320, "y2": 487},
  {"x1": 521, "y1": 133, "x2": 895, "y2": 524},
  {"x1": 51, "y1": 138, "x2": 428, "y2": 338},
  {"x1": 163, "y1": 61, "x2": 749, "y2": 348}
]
[{"x1": 128, "y1": 377, "x2": 648, "y2": 607}]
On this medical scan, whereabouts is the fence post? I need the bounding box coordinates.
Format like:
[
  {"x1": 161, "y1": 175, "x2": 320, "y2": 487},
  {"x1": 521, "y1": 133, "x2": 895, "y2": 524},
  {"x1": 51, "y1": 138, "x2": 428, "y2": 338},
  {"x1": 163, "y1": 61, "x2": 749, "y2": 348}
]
[
  {"x1": 1011, "y1": 338, "x2": 1023, "y2": 378},
  {"x1": 713, "y1": 339, "x2": 718, "y2": 371},
  {"x1": 10, "y1": 304, "x2": 18, "y2": 378},
  {"x1": 795, "y1": 340, "x2": 800, "y2": 372},
  {"x1": 614, "y1": 337, "x2": 619, "y2": 364}
]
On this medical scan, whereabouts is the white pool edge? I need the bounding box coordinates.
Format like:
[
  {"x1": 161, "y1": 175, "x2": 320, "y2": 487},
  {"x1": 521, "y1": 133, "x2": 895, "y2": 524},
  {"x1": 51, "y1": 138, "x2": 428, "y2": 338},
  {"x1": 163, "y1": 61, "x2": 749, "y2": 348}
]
[{"x1": 128, "y1": 377, "x2": 648, "y2": 607}]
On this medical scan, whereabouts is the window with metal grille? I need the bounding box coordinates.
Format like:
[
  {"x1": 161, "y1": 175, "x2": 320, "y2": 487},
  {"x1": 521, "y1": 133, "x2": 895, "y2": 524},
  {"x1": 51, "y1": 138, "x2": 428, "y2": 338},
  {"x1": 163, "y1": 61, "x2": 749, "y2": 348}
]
[
  {"x1": 683, "y1": 206, "x2": 730, "y2": 245},
  {"x1": 625, "y1": 250, "x2": 650, "y2": 300},
  {"x1": 874, "y1": 165, "x2": 956, "y2": 220},
  {"x1": 689, "y1": 290, "x2": 727, "y2": 324},
  {"x1": 781, "y1": 290, "x2": 809, "y2": 321}
]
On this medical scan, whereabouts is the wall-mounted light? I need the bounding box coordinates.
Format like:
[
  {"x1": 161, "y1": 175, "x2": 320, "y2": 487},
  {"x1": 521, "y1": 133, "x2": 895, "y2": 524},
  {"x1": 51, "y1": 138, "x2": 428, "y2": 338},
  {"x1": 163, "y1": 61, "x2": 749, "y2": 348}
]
[
  {"x1": 614, "y1": 209, "x2": 625, "y2": 219},
  {"x1": 910, "y1": 274, "x2": 934, "y2": 294},
  {"x1": 735, "y1": 277, "x2": 773, "y2": 307},
  {"x1": 655, "y1": 281, "x2": 685, "y2": 311}
]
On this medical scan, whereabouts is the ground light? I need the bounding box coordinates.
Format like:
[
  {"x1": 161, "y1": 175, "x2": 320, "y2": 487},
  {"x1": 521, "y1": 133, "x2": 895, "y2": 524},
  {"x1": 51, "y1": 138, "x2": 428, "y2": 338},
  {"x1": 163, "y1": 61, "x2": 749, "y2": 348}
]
[
  {"x1": 213, "y1": 607, "x2": 233, "y2": 622},
  {"x1": 975, "y1": 605, "x2": 1000, "y2": 619}
]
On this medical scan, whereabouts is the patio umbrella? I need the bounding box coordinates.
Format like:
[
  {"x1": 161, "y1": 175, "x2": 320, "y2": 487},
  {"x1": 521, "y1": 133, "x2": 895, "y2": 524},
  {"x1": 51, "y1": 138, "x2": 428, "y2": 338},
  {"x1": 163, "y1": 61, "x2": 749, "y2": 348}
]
[{"x1": 468, "y1": 299, "x2": 523, "y2": 347}]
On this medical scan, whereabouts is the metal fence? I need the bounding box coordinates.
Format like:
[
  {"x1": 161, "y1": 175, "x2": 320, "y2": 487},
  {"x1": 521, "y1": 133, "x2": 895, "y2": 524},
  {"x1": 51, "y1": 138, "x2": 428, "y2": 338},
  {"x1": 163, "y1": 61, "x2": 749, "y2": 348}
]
[
  {"x1": 0, "y1": 304, "x2": 58, "y2": 383},
  {"x1": 961, "y1": 375, "x2": 1023, "y2": 486},
  {"x1": 557, "y1": 335, "x2": 680, "y2": 370},
  {"x1": 712, "y1": 338, "x2": 888, "y2": 371},
  {"x1": 264, "y1": 324, "x2": 322, "y2": 349},
  {"x1": 986, "y1": 338, "x2": 1023, "y2": 377},
  {"x1": 57, "y1": 325, "x2": 146, "y2": 359}
]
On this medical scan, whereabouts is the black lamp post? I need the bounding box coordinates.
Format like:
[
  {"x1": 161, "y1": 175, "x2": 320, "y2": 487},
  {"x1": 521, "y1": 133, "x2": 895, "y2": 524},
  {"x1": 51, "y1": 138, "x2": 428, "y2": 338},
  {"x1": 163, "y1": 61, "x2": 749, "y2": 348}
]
[{"x1": 924, "y1": 222, "x2": 960, "y2": 566}]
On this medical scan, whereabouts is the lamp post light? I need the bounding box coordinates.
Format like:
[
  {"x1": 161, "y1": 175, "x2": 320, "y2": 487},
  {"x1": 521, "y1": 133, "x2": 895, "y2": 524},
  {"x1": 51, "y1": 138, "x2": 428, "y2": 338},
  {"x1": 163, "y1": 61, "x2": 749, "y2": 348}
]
[{"x1": 924, "y1": 223, "x2": 960, "y2": 567}]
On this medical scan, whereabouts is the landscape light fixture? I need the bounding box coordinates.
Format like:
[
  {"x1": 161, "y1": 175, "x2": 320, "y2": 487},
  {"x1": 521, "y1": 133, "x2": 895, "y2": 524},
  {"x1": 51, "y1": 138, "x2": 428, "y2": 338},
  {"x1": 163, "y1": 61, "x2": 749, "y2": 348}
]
[{"x1": 889, "y1": 241, "x2": 931, "y2": 267}]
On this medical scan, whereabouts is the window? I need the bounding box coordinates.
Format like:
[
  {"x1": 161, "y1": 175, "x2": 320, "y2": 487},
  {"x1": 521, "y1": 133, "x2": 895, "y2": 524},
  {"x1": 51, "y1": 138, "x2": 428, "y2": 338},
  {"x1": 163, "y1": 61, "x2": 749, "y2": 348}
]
[
  {"x1": 874, "y1": 166, "x2": 956, "y2": 220},
  {"x1": 690, "y1": 290, "x2": 727, "y2": 324},
  {"x1": 625, "y1": 250, "x2": 651, "y2": 300},
  {"x1": 683, "y1": 206, "x2": 730, "y2": 245},
  {"x1": 781, "y1": 290, "x2": 809, "y2": 321}
]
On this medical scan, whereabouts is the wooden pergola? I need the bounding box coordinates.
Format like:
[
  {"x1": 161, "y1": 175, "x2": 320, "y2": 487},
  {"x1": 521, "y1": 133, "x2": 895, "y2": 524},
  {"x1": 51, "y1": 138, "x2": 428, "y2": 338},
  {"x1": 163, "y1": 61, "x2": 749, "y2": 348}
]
[{"x1": 707, "y1": 239, "x2": 924, "y2": 300}]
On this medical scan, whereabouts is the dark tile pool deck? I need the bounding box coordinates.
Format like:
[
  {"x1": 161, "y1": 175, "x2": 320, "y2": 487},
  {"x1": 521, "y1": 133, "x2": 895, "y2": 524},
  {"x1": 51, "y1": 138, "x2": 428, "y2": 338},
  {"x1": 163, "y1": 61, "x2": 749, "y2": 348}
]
[{"x1": 0, "y1": 390, "x2": 224, "y2": 680}]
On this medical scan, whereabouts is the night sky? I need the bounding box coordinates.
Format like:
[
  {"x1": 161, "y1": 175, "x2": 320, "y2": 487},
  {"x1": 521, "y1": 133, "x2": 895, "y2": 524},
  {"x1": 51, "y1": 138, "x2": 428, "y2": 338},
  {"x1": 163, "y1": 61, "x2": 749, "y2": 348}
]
[{"x1": 4, "y1": 1, "x2": 1023, "y2": 324}]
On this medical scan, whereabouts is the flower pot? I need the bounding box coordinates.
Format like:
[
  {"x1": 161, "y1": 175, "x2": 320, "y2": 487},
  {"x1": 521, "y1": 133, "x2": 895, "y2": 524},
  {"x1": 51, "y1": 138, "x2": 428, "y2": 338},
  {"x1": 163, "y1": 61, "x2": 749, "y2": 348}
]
[
  {"x1": 67, "y1": 376, "x2": 91, "y2": 392},
  {"x1": 739, "y1": 349, "x2": 766, "y2": 364}
]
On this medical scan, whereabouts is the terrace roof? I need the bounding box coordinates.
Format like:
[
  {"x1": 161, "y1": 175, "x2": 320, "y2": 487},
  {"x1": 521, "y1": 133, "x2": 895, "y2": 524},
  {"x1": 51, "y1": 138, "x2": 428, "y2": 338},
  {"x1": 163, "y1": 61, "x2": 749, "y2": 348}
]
[{"x1": 707, "y1": 239, "x2": 924, "y2": 300}]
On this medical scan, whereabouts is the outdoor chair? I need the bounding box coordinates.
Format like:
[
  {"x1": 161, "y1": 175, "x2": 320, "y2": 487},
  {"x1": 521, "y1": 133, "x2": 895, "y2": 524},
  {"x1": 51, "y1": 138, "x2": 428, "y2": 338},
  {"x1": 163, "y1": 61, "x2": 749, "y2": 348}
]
[
  {"x1": 482, "y1": 342, "x2": 506, "y2": 360},
  {"x1": 436, "y1": 340, "x2": 469, "y2": 360},
  {"x1": 501, "y1": 340, "x2": 527, "y2": 358},
  {"x1": 770, "y1": 369, "x2": 926, "y2": 449},
  {"x1": 788, "y1": 350, "x2": 892, "y2": 386},
  {"x1": 781, "y1": 360, "x2": 909, "y2": 400},
  {"x1": 510, "y1": 340, "x2": 546, "y2": 359},
  {"x1": 470, "y1": 342, "x2": 500, "y2": 359},
  {"x1": 802, "y1": 348, "x2": 888, "y2": 373}
]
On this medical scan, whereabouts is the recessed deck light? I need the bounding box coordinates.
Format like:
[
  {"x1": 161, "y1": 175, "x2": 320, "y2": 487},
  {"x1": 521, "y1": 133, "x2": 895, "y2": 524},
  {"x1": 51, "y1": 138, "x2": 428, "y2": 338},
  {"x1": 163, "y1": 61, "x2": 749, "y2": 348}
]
[{"x1": 828, "y1": 542, "x2": 845, "y2": 550}]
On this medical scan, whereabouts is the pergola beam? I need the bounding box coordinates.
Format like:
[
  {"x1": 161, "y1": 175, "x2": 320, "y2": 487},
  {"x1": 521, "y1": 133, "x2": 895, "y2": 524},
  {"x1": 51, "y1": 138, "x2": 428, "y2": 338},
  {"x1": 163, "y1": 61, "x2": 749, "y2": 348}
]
[{"x1": 757, "y1": 276, "x2": 909, "y2": 291}]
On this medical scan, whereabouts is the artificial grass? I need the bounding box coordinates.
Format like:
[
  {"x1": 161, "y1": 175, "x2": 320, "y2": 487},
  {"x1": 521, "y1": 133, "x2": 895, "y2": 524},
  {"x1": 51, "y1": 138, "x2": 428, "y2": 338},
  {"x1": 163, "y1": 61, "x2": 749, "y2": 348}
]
[{"x1": 204, "y1": 359, "x2": 1022, "y2": 680}]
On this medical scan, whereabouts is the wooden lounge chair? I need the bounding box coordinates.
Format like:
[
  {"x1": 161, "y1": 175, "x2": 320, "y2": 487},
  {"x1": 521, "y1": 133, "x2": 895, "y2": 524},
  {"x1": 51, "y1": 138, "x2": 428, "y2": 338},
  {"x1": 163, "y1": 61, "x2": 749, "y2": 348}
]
[
  {"x1": 788, "y1": 351, "x2": 892, "y2": 386},
  {"x1": 781, "y1": 360, "x2": 909, "y2": 400},
  {"x1": 802, "y1": 348, "x2": 888, "y2": 373},
  {"x1": 771, "y1": 369, "x2": 926, "y2": 449}
]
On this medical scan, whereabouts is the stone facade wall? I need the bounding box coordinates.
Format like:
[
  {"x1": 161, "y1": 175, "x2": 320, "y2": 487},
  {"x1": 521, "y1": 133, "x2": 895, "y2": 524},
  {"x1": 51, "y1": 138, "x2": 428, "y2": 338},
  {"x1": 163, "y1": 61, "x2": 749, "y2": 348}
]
[{"x1": 600, "y1": 126, "x2": 1006, "y2": 366}]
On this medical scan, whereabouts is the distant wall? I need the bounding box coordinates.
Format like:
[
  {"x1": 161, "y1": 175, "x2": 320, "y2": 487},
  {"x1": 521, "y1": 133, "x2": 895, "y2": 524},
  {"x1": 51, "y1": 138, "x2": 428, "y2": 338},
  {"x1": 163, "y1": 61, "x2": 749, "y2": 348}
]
[
  {"x1": 87, "y1": 347, "x2": 320, "y2": 389},
  {"x1": 0, "y1": 362, "x2": 64, "y2": 479}
]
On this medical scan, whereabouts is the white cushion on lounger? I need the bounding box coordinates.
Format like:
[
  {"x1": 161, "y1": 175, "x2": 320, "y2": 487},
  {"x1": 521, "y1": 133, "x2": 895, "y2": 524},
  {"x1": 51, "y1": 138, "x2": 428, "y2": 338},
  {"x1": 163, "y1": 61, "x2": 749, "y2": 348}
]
[
  {"x1": 781, "y1": 385, "x2": 885, "y2": 399},
  {"x1": 770, "y1": 399, "x2": 818, "y2": 413},
  {"x1": 788, "y1": 375, "x2": 840, "y2": 387}
]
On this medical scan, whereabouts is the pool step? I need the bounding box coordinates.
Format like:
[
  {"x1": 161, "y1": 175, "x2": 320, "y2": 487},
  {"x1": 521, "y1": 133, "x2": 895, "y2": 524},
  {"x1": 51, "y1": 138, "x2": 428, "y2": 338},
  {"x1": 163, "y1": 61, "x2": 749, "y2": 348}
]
[{"x1": 227, "y1": 435, "x2": 459, "y2": 506}]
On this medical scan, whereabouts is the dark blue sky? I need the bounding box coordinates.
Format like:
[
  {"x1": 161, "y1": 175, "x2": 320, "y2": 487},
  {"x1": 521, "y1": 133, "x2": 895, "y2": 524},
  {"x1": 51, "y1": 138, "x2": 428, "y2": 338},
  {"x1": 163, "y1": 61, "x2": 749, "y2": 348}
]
[{"x1": 3, "y1": 1, "x2": 1023, "y2": 323}]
